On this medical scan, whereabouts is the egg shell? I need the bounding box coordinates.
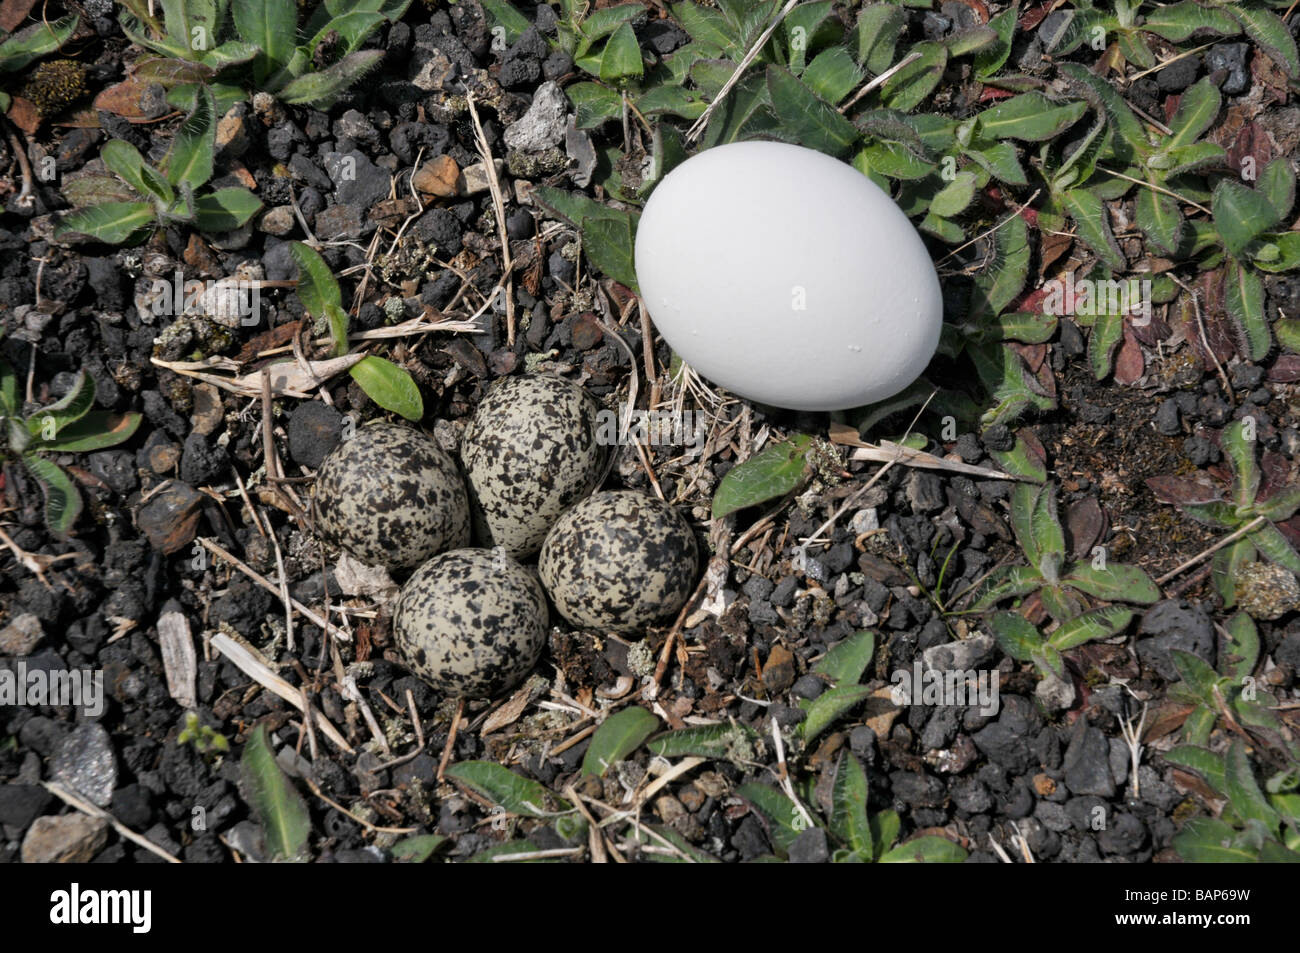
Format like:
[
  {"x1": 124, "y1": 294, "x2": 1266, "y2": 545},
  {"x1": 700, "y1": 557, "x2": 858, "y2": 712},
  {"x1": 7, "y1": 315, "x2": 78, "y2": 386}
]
[
  {"x1": 315, "y1": 421, "x2": 471, "y2": 571},
  {"x1": 539, "y1": 490, "x2": 698, "y2": 633},
  {"x1": 394, "y1": 548, "x2": 548, "y2": 697},
  {"x1": 460, "y1": 375, "x2": 608, "y2": 559},
  {"x1": 634, "y1": 140, "x2": 943, "y2": 412}
]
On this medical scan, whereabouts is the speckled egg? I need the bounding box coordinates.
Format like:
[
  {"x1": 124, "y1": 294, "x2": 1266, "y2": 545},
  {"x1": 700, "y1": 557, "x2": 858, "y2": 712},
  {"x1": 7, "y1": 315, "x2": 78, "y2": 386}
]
[
  {"x1": 393, "y1": 548, "x2": 549, "y2": 697},
  {"x1": 315, "y1": 421, "x2": 471, "y2": 571},
  {"x1": 539, "y1": 491, "x2": 698, "y2": 633},
  {"x1": 460, "y1": 375, "x2": 608, "y2": 559}
]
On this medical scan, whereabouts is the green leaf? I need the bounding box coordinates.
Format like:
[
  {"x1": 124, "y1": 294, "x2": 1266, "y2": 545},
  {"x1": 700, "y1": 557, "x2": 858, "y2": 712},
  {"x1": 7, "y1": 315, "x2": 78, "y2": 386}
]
[
  {"x1": 233, "y1": 0, "x2": 298, "y2": 80},
  {"x1": 991, "y1": 436, "x2": 1047, "y2": 482},
  {"x1": 600, "y1": 21, "x2": 643, "y2": 83},
  {"x1": 1224, "y1": 258, "x2": 1269, "y2": 362},
  {"x1": 28, "y1": 369, "x2": 96, "y2": 436},
  {"x1": 443, "y1": 762, "x2": 572, "y2": 819},
  {"x1": 735, "y1": 783, "x2": 804, "y2": 857},
  {"x1": 974, "y1": 0, "x2": 1018, "y2": 79},
  {"x1": 970, "y1": 564, "x2": 1045, "y2": 610},
  {"x1": 989, "y1": 311, "x2": 1058, "y2": 345},
  {"x1": 1165, "y1": 745, "x2": 1227, "y2": 794},
  {"x1": 1061, "y1": 188, "x2": 1125, "y2": 272},
  {"x1": 970, "y1": 341, "x2": 1054, "y2": 426},
  {"x1": 1141, "y1": 2, "x2": 1240, "y2": 43},
  {"x1": 349, "y1": 356, "x2": 423, "y2": 421},
  {"x1": 56, "y1": 202, "x2": 156, "y2": 244},
  {"x1": 192, "y1": 187, "x2": 263, "y2": 233},
  {"x1": 701, "y1": 71, "x2": 778, "y2": 147},
  {"x1": 813, "y1": 630, "x2": 875, "y2": 686},
  {"x1": 581, "y1": 212, "x2": 639, "y2": 290},
  {"x1": 1059, "y1": 63, "x2": 1147, "y2": 165},
  {"x1": 389, "y1": 834, "x2": 447, "y2": 862},
  {"x1": 1279, "y1": 316, "x2": 1300, "y2": 351},
  {"x1": 1253, "y1": 232, "x2": 1300, "y2": 274},
  {"x1": 830, "y1": 752, "x2": 872, "y2": 857},
  {"x1": 1255, "y1": 485, "x2": 1300, "y2": 522},
  {"x1": 1249, "y1": 521, "x2": 1300, "y2": 575},
  {"x1": 711, "y1": 433, "x2": 813, "y2": 519},
  {"x1": 1222, "y1": 418, "x2": 1260, "y2": 508},
  {"x1": 799, "y1": 685, "x2": 873, "y2": 745},
  {"x1": 582, "y1": 707, "x2": 660, "y2": 776},
  {"x1": 1214, "y1": 178, "x2": 1283, "y2": 256},
  {"x1": 40, "y1": 412, "x2": 142, "y2": 452},
  {"x1": 855, "y1": 3, "x2": 906, "y2": 75},
  {"x1": 1064, "y1": 563, "x2": 1160, "y2": 604},
  {"x1": 1223, "y1": 612, "x2": 1259, "y2": 680},
  {"x1": 929, "y1": 171, "x2": 977, "y2": 217},
  {"x1": 1161, "y1": 140, "x2": 1226, "y2": 178},
  {"x1": 277, "y1": 50, "x2": 384, "y2": 106},
  {"x1": 801, "y1": 46, "x2": 863, "y2": 105},
  {"x1": 480, "y1": 0, "x2": 531, "y2": 44},
  {"x1": 969, "y1": 214, "x2": 1030, "y2": 319},
  {"x1": 634, "y1": 85, "x2": 706, "y2": 120},
  {"x1": 1136, "y1": 185, "x2": 1184, "y2": 256},
  {"x1": 879, "y1": 41, "x2": 946, "y2": 112},
  {"x1": 765, "y1": 64, "x2": 859, "y2": 158},
  {"x1": 672, "y1": 1, "x2": 737, "y2": 54},
  {"x1": 1173, "y1": 817, "x2": 1257, "y2": 862},
  {"x1": 0, "y1": 15, "x2": 79, "y2": 72},
  {"x1": 568, "y1": 82, "x2": 623, "y2": 129},
  {"x1": 163, "y1": 85, "x2": 215, "y2": 190},
  {"x1": 240, "y1": 724, "x2": 311, "y2": 862},
  {"x1": 1049, "y1": 605, "x2": 1133, "y2": 651},
  {"x1": 101, "y1": 140, "x2": 172, "y2": 206},
  {"x1": 289, "y1": 242, "x2": 343, "y2": 316},
  {"x1": 1212, "y1": 537, "x2": 1256, "y2": 606},
  {"x1": 879, "y1": 835, "x2": 967, "y2": 863},
  {"x1": 645, "y1": 722, "x2": 759, "y2": 761},
  {"x1": 1031, "y1": 483, "x2": 1067, "y2": 568},
  {"x1": 1256, "y1": 158, "x2": 1295, "y2": 222},
  {"x1": 322, "y1": 304, "x2": 350, "y2": 358},
  {"x1": 986, "y1": 611, "x2": 1041, "y2": 662},
  {"x1": 1171, "y1": 649, "x2": 1225, "y2": 709},
  {"x1": 1226, "y1": 740, "x2": 1282, "y2": 830},
  {"x1": 977, "y1": 93, "x2": 1087, "y2": 142},
  {"x1": 1227, "y1": 4, "x2": 1299, "y2": 77},
  {"x1": 22, "y1": 455, "x2": 82, "y2": 535},
  {"x1": 1165, "y1": 77, "x2": 1221, "y2": 149}
]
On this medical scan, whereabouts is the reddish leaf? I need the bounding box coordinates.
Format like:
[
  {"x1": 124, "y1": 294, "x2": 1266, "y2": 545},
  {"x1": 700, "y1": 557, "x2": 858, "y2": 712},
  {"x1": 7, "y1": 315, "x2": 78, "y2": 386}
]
[
  {"x1": 1146, "y1": 473, "x2": 1227, "y2": 505},
  {"x1": 1038, "y1": 232, "x2": 1074, "y2": 278},
  {"x1": 946, "y1": 0, "x2": 989, "y2": 23},
  {"x1": 93, "y1": 78, "x2": 154, "y2": 122},
  {"x1": 0, "y1": 0, "x2": 36, "y2": 32},
  {"x1": 1019, "y1": 2, "x2": 1054, "y2": 31},
  {"x1": 1114, "y1": 324, "x2": 1145, "y2": 384},
  {"x1": 1066, "y1": 495, "x2": 1108, "y2": 561},
  {"x1": 1268, "y1": 354, "x2": 1300, "y2": 381},
  {"x1": 978, "y1": 86, "x2": 1016, "y2": 102},
  {"x1": 1227, "y1": 121, "x2": 1273, "y2": 178},
  {"x1": 5, "y1": 96, "x2": 39, "y2": 136}
]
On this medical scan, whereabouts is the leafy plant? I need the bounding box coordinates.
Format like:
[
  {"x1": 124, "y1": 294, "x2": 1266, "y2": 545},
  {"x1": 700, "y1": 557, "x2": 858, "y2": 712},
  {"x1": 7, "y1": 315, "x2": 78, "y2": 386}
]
[
  {"x1": 1166, "y1": 613, "x2": 1268, "y2": 746},
  {"x1": 1167, "y1": 741, "x2": 1300, "y2": 861},
  {"x1": 1147, "y1": 418, "x2": 1300, "y2": 606},
  {"x1": 973, "y1": 438, "x2": 1158, "y2": 681},
  {"x1": 0, "y1": 361, "x2": 142, "y2": 533},
  {"x1": 797, "y1": 629, "x2": 876, "y2": 747},
  {"x1": 443, "y1": 760, "x2": 588, "y2": 846},
  {"x1": 55, "y1": 86, "x2": 261, "y2": 244},
  {"x1": 239, "y1": 724, "x2": 311, "y2": 862},
  {"x1": 288, "y1": 242, "x2": 424, "y2": 421},
  {"x1": 0, "y1": 14, "x2": 79, "y2": 113},
  {"x1": 117, "y1": 0, "x2": 407, "y2": 110},
  {"x1": 582, "y1": 706, "x2": 659, "y2": 777},
  {"x1": 177, "y1": 711, "x2": 230, "y2": 756},
  {"x1": 711, "y1": 433, "x2": 813, "y2": 520},
  {"x1": 738, "y1": 750, "x2": 967, "y2": 863}
]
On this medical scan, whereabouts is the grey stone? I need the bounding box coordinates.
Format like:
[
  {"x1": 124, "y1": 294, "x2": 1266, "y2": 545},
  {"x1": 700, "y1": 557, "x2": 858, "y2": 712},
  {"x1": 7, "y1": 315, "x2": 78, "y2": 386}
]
[
  {"x1": 1063, "y1": 722, "x2": 1115, "y2": 798},
  {"x1": 1034, "y1": 800, "x2": 1073, "y2": 833},
  {"x1": 1136, "y1": 600, "x2": 1215, "y2": 680},
  {"x1": 788, "y1": 826, "x2": 829, "y2": 863},
  {"x1": 503, "y1": 81, "x2": 569, "y2": 153},
  {"x1": 921, "y1": 633, "x2": 995, "y2": 673},
  {"x1": 52, "y1": 723, "x2": 117, "y2": 807},
  {"x1": 0, "y1": 614, "x2": 44, "y2": 656}
]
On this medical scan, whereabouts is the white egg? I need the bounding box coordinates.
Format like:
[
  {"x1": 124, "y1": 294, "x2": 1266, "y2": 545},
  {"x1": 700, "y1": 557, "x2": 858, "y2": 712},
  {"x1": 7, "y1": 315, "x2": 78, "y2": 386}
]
[{"x1": 634, "y1": 141, "x2": 943, "y2": 412}]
